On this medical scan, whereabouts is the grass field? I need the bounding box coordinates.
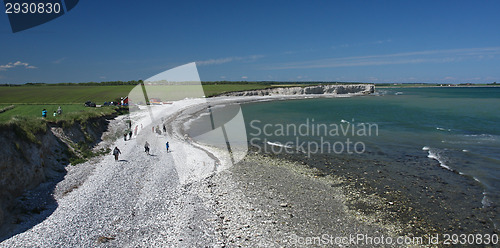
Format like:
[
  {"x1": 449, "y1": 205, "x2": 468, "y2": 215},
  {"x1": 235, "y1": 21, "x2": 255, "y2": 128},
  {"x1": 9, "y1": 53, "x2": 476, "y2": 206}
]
[
  {"x1": 0, "y1": 83, "x2": 274, "y2": 122},
  {"x1": 0, "y1": 104, "x2": 88, "y2": 122},
  {"x1": 0, "y1": 84, "x2": 273, "y2": 104},
  {"x1": 0, "y1": 85, "x2": 136, "y2": 104}
]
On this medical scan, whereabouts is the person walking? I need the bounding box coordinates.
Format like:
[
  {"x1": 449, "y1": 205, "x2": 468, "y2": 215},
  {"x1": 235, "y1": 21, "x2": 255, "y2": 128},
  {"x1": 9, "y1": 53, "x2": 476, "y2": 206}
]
[
  {"x1": 163, "y1": 124, "x2": 166, "y2": 133},
  {"x1": 124, "y1": 133, "x2": 127, "y2": 141},
  {"x1": 42, "y1": 109, "x2": 47, "y2": 118},
  {"x1": 166, "y1": 142, "x2": 169, "y2": 153},
  {"x1": 113, "y1": 147, "x2": 121, "y2": 161},
  {"x1": 128, "y1": 131, "x2": 133, "y2": 140},
  {"x1": 134, "y1": 125, "x2": 138, "y2": 136},
  {"x1": 57, "y1": 106, "x2": 62, "y2": 115},
  {"x1": 144, "y1": 141, "x2": 150, "y2": 155}
]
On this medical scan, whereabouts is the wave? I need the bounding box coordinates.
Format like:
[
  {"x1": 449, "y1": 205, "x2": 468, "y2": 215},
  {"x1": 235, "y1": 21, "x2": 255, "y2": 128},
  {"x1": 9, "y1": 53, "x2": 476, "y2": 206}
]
[
  {"x1": 183, "y1": 112, "x2": 211, "y2": 132},
  {"x1": 463, "y1": 134, "x2": 499, "y2": 142},
  {"x1": 427, "y1": 150, "x2": 453, "y2": 171},
  {"x1": 340, "y1": 119, "x2": 355, "y2": 124},
  {"x1": 436, "y1": 127, "x2": 452, "y2": 132},
  {"x1": 423, "y1": 146, "x2": 498, "y2": 212},
  {"x1": 423, "y1": 146, "x2": 461, "y2": 173},
  {"x1": 482, "y1": 192, "x2": 495, "y2": 208}
]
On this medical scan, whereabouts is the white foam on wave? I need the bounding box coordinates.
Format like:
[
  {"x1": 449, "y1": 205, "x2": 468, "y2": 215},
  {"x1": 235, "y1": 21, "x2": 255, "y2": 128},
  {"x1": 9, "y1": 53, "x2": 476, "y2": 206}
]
[
  {"x1": 482, "y1": 192, "x2": 494, "y2": 208},
  {"x1": 463, "y1": 134, "x2": 499, "y2": 143},
  {"x1": 422, "y1": 146, "x2": 430, "y2": 151},
  {"x1": 426, "y1": 148, "x2": 453, "y2": 171},
  {"x1": 340, "y1": 118, "x2": 355, "y2": 124},
  {"x1": 373, "y1": 90, "x2": 389, "y2": 96},
  {"x1": 436, "y1": 127, "x2": 452, "y2": 132},
  {"x1": 183, "y1": 112, "x2": 211, "y2": 131}
]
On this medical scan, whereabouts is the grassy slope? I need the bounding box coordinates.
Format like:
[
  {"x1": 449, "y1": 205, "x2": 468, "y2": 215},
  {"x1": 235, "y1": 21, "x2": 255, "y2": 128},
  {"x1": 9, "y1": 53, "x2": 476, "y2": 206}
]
[{"x1": 0, "y1": 105, "x2": 84, "y2": 122}]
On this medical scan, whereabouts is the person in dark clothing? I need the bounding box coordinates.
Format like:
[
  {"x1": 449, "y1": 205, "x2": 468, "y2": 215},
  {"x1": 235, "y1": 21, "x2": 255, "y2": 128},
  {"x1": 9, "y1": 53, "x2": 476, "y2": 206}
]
[
  {"x1": 163, "y1": 124, "x2": 166, "y2": 133},
  {"x1": 166, "y1": 142, "x2": 169, "y2": 153},
  {"x1": 42, "y1": 109, "x2": 47, "y2": 118},
  {"x1": 124, "y1": 133, "x2": 127, "y2": 141},
  {"x1": 129, "y1": 131, "x2": 133, "y2": 140},
  {"x1": 113, "y1": 147, "x2": 121, "y2": 161},
  {"x1": 144, "y1": 141, "x2": 150, "y2": 155}
]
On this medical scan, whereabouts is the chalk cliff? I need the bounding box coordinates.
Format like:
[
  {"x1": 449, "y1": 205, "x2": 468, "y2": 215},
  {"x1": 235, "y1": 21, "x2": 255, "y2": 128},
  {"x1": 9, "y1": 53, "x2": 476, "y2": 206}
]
[{"x1": 219, "y1": 84, "x2": 374, "y2": 96}]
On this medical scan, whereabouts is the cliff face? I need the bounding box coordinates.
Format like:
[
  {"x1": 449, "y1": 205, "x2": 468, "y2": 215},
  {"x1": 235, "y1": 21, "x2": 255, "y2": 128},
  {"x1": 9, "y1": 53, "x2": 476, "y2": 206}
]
[
  {"x1": 0, "y1": 116, "x2": 111, "y2": 228},
  {"x1": 220, "y1": 84, "x2": 375, "y2": 97}
]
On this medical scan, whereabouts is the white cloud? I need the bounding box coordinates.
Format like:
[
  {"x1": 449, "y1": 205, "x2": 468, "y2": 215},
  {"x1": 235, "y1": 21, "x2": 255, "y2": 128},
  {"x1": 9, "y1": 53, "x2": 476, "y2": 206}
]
[
  {"x1": 0, "y1": 61, "x2": 37, "y2": 71},
  {"x1": 52, "y1": 57, "x2": 66, "y2": 64},
  {"x1": 241, "y1": 76, "x2": 248, "y2": 79},
  {"x1": 269, "y1": 47, "x2": 500, "y2": 70},
  {"x1": 196, "y1": 55, "x2": 264, "y2": 66}
]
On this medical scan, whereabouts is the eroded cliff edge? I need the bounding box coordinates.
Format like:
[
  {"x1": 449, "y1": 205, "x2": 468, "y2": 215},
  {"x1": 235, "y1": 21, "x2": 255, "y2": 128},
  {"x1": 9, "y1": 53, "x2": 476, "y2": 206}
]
[
  {"x1": 218, "y1": 84, "x2": 375, "y2": 96},
  {"x1": 0, "y1": 115, "x2": 115, "y2": 229}
]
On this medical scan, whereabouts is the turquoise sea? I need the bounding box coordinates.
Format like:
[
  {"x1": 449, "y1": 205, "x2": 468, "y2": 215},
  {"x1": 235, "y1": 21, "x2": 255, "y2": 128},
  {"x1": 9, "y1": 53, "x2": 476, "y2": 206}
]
[{"x1": 189, "y1": 87, "x2": 500, "y2": 230}]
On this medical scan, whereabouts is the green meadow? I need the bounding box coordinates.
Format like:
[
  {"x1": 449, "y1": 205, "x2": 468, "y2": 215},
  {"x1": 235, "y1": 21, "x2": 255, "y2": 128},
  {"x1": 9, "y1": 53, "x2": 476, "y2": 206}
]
[
  {"x1": 0, "y1": 83, "x2": 273, "y2": 122},
  {"x1": 0, "y1": 85, "x2": 135, "y2": 104}
]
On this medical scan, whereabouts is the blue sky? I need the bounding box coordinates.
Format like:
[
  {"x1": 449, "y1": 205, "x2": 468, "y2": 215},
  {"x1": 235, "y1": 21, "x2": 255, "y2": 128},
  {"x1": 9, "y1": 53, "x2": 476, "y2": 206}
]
[{"x1": 1, "y1": 0, "x2": 500, "y2": 84}]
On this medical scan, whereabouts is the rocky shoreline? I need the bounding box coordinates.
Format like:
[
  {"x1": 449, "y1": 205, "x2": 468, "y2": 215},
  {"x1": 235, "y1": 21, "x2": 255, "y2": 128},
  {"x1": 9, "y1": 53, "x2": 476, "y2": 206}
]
[
  {"x1": 198, "y1": 150, "x2": 402, "y2": 247},
  {"x1": 182, "y1": 94, "x2": 497, "y2": 247}
]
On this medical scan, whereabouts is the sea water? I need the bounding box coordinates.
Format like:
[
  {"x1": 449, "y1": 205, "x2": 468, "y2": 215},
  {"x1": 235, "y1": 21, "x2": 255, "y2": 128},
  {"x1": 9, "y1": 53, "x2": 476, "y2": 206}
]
[{"x1": 188, "y1": 87, "x2": 500, "y2": 228}]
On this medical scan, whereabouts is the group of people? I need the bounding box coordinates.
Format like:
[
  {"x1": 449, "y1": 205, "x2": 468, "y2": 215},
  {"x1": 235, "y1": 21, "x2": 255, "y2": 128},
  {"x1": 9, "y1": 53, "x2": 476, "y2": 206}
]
[
  {"x1": 41, "y1": 106, "x2": 62, "y2": 118},
  {"x1": 123, "y1": 131, "x2": 133, "y2": 141},
  {"x1": 151, "y1": 124, "x2": 167, "y2": 135},
  {"x1": 113, "y1": 141, "x2": 170, "y2": 161},
  {"x1": 113, "y1": 121, "x2": 170, "y2": 161}
]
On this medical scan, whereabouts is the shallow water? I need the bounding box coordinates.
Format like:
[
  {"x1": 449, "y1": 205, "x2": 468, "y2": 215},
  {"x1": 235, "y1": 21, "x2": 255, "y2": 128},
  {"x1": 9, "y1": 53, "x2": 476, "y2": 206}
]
[{"x1": 188, "y1": 87, "x2": 500, "y2": 230}]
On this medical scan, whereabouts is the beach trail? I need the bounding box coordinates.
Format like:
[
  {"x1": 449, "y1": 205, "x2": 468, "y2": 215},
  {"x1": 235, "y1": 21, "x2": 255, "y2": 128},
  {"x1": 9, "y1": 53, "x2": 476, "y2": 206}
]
[{"x1": 0, "y1": 103, "x2": 221, "y2": 247}]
